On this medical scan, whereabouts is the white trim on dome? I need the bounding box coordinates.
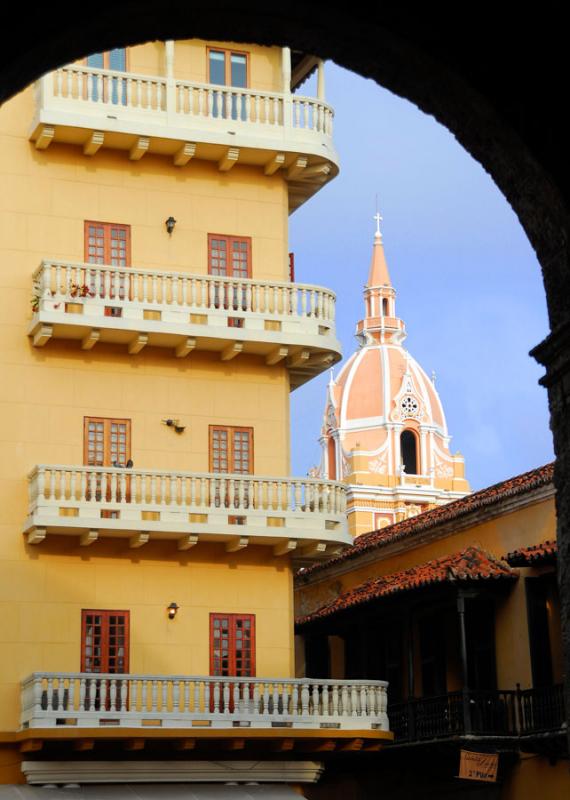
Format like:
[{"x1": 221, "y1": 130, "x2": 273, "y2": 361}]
[{"x1": 339, "y1": 346, "x2": 367, "y2": 429}]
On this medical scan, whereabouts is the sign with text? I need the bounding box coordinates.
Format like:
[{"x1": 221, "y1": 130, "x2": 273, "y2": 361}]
[{"x1": 459, "y1": 750, "x2": 498, "y2": 783}]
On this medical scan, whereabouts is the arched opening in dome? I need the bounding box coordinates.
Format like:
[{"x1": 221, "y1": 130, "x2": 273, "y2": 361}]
[
  {"x1": 401, "y1": 429, "x2": 419, "y2": 475},
  {"x1": 327, "y1": 437, "x2": 337, "y2": 480},
  {"x1": 382, "y1": 298, "x2": 388, "y2": 316}
]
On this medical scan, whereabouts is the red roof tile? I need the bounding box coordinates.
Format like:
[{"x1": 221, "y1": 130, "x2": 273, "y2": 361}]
[
  {"x1": 296, "y1": 546, "x2": 517, "y2": 626},
  {"x1": 505, "y1": 540, "x2": 557, "y2": 566},
  {"x1": 298, "y1": 462, "x2": 554, "y2": 580}
]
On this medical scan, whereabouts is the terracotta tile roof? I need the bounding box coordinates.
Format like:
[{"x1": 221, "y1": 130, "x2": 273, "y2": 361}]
[
  {"x1": 296, "y1": 546, "x2": 517, "y2": 626},
  {"x1": 505, "y1": 540, "x2": 558, "y2": 566},
  {"x1": 298, "y1": 462, "x2": 554, "y2": 580}
]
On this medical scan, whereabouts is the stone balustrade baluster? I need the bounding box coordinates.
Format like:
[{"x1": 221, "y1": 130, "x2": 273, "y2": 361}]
[
  {"x1": 79, "y1": 678, "x2": 86, "y2": 711},
  {"x1": 331, "y1": 684, "x2": 339, "y2": 718},
  {"x1": 351, "y1": 685, "x2": 359, "y2": 716},
  {"x1": 193, "y1": 680, "x2": 201, "y2": 714},
  {"x1": 360, "y1": 685, "x2": 368, "y2": 717},
  {"x1": 322, "y1": 684, "x2": 329, "y2": 717},
  {"x1": 223, "y1": 681, "x2": 230, "y2": 714},
  {"x1": 341, "y1": 685, "x2": 349, "y2": 717},
  {"x1": 301, "y1": 683, "x2": 310, "y2": 717},
  {"x1": 151, "y1": 680, "x2": 158, "y2": 713},
  {"x1": 213, "y1": 681, "x2": 220, "y2": 713},
  {"x1": 88, "y1": 678, "x2": 97, "y2": 711},
  {"x1": 99, "y1": 678, "x2": 107, "y2": 711},
  {"x1": 311, "y1": 684, "x2": 320, "y2": 716},
  {"x1": 291, "y1": 683, "x2": 299, "y2": 716}
]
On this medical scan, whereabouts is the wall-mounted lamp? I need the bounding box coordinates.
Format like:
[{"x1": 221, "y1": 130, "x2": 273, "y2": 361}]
[
  {"x1": 167, "y1": 602, "x2": 179, "y2": 620},
  {"x1": 165, "y1": 216, "x2": 177, "y2": 235},
  {"x1": 162, "y1": 418, "x2": 186, "y2": 434}
]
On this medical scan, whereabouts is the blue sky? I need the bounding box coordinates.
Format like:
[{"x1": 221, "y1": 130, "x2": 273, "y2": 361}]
[{"x1": 289, "y1": 64, "x2": 553, "y2": 491}]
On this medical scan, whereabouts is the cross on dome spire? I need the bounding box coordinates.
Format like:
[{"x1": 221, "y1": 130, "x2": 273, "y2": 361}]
[{"x1": 373, "y1": 210, "x2": 383, "y2": 241}]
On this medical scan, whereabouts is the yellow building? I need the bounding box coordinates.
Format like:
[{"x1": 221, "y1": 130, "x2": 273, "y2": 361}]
[
  {"x1": 0, "y1": 39, "x2": 392, "y2": 795},
  {"x1": 296, "y1": 463, "x2": 569, "y2": 798},
  {"x1": 317, "y1": 219, "x2": 470, "y2": 537}
]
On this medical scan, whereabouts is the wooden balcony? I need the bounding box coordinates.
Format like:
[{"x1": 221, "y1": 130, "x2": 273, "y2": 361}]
[
  {"x1": 29, "y1": 260, "x2": 342, "y2": 388},
  {"x1": 23, "y1": 465, "x2": 350, "y2": 557},
  {"x1": 30, "y1": 64, "x2": 338, "y2": 211},
  {"x1": 21, "y1": 673, "x2": 390, "y2": 733}
]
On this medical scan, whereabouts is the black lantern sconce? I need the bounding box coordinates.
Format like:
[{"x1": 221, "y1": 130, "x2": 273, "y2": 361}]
[
  {"x1": 165, "y1": 216, "x2": 177, "y2": 235},
  {"x1": 167, "y1": 602, "x2": 179, "y2": 620},
  {"x1": 162, "y1": 418, "x2": 185, "y2": 434}
]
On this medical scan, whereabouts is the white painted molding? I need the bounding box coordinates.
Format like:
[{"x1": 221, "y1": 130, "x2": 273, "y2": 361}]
[{"x1": 21, "y1": 760, "x2": 325, "y2": 785}]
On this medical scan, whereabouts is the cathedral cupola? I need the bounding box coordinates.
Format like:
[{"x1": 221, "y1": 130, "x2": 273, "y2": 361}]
[{"x1": 318, "y1": 214, "x2": 470, "y2": 537}]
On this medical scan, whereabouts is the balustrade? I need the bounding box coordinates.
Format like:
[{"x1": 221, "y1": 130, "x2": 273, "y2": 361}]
[
  {"x1": 28, "y1": 465, "x2": 346, "y2": 517},
  {"x1": 33, "y1": 260, "x2": 336, "y2": 324},
  {"x1": 21, "y1": 673, "x2": 388, "y2": 731},
  {"x1": 41, "y1": 65, "x2": 334, "y2": 139}
]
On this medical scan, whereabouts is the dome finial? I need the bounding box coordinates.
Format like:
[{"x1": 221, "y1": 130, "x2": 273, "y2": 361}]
[{"x1": 374, "y1": 195, "x2": 383, "y2": 242}]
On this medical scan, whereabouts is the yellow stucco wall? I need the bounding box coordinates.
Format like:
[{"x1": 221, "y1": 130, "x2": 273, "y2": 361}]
[
  {"x1": 0, "y1": 541, "x2": 295, "y2": 731},
  {"x1": 0, "y1": 38, "x2": 298, "y2": 738},
  {"x1": 501, "y1": 755, "x2": 569, "y2": 800},
  {"x1": 124, "y1": 40, "x2": 284, "y2": 93}
]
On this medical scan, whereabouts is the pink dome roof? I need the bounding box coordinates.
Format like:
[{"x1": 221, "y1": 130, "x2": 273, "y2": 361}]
[{"x1": 330, "y1": 343, "x2": 447, "y2": 435}]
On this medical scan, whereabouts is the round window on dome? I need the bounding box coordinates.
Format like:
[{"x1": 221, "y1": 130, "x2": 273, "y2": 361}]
[{"x1": 401, "y1": 395, "x2": 419, "y2": 418}]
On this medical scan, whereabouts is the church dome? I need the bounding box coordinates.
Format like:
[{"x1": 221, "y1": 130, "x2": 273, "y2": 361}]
[
  {"x1": 331, "y1": 343, "x2": 448, "y2": 448},
  {"x1": 319, "y1": 214, "x2": 470, "y2": 535}
]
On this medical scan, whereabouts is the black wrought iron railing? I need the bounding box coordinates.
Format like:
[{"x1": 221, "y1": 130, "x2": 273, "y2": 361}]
[
  {"x1": 389, "y1": 684, "x2": 565, "y2": 743},
  {"x1": 518, "y1": 683, "x2": 566, "y2": 734}
]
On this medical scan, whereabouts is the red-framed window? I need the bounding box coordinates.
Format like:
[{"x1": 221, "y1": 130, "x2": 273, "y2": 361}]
[
  {"x1": 210, "y1": 613, "x2": 256, "y2": 677},
  {"x1": 209, "y1": 426, "x2": 253, "y2": 474},
  {"x1": 81, "y1": 610, "x2": 130, "y2": 674},
  {"x1": 85, "y1": 221, "x2": 131, "y2": 268},
  {"x1": 84, "y1": 417, "x2": 131, "y2": 468},
  {"x1": 208, "y1": 234, "x2": 251, "y2": 279}
]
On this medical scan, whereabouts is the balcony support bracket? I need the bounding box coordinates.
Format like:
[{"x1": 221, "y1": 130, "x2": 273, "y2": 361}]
[
  {"x1": 81, "y1": 329, "x2": 100, "y2": 351},
  {"x1": 221, "y1": 341, "x2": 244, "y2": 361},
  {"x1": 129, "y1": 137, "x2": 150, "y2": 161},
  {"x1": 35, "y1": 126, "x2": 55, "y2": 150},
  {"x1": 266, "y1": 346, "x2": 288, "y2": 365},
  {"x1": 128, "y1": 333, "x2": 148, "y2": 355},
  {"x1": 264, "y1": 153, "x2": 286, "y2": 176},
  {"x1": 80, "y1": 530, "x2": 99, "y2": 547},
  {"x1": 300, "y1": 542, "x2": 327, "y2": 558},
  {"x1": 178, "y1": 534, "x2": 199, "y2": 551},
  {"x1": 287, "y1": 157, "x2": 308, "y2": 180},
  {"x1": 129, "y1": 532, "x2": 150, "y2": 549},
  {"x1": 175, "y1": 337, "x2": 196, "y2": 358},
  {"x1": 226, "y1": 536, "x2": 249, "y2": 553},
  {"x1": 33, "y1": 324, "x2": 53, "y2": 348},
  {"x1": 288, "y1": 349, "x2": 310, "y2": 368},
  {"x1": 26, "y1": 528, "x2": 46, "y2": 546},
  {"x1": 219, "y1": 147, "x2": 239, "y2": 172},
  {"x1": 174, "y1": 142, "x2": 196, "y2": 167},
  {"x1": 84, "y1": 131, "x2": 105, "y2": 157},
  {"x1": 274, "y1": 539, "x2": 297, "y2": 557}
]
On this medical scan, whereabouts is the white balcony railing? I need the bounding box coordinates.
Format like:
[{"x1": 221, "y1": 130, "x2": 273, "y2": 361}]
[
  {"x1": 33, "y1": 260, "x2": 336, "y2": 325},
  {"x1": 44, "y1": 65, "x2": 334, "y2": 138},
  {"x1": 21, "y1": 673, "x2": 389, "y2": 732},
  {"x1": 30, "y1": 261, "x2": 341, "y2": 384},
  {"x1": 25, "y1": 465, "x2": 350, "y2": 549}
]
